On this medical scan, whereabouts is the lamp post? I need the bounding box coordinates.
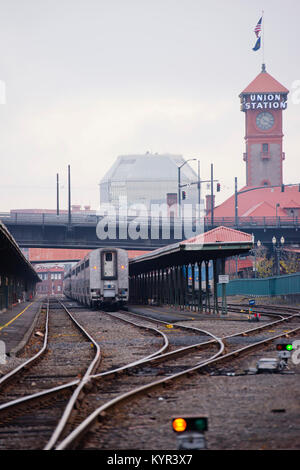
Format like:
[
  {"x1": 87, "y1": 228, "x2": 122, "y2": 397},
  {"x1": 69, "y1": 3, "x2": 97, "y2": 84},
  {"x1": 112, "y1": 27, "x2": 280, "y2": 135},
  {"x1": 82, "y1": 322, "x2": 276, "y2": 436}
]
[
  {"x1": 254, "y1": 239, "x2": 261, "y2": 278},
  {"x1": 177, "y1": 158, "x2": 197, "y2": 218},
  {"x1": 272, "y1": 236, "x2": 285, "y2": 276}
]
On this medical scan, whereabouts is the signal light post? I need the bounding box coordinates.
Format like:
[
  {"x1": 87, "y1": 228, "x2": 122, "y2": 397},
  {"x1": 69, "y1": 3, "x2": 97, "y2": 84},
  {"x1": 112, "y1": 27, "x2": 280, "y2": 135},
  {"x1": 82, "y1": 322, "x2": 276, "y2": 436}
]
[
  {"x1": 255, "y1": 339, "x2": 294, "y2": 373},
  {"x1": 172, "y1": 416, "x2": 208, "y2": 450},
  {"x1": 275, "y1": 338, "x2": 293, "y2": 368}
]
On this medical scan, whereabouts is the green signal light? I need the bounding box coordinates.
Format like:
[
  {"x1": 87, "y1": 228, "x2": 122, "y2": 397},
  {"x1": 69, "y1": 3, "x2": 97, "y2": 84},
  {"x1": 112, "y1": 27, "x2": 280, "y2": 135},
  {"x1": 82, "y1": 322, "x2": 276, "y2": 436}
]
[
  {"x1": 194, "y1": 419, "x2": 207, "y2": 432},
  {"x1": 286, "y1": 344, "x2": 293, "y2": 351}
]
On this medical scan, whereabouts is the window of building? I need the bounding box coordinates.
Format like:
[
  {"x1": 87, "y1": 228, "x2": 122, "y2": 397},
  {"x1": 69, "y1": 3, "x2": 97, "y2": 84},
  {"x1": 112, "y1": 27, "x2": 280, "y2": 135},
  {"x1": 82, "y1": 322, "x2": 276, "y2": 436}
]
[{"x1": 262, "y1": 143, "x2": 269, "y2": 154}]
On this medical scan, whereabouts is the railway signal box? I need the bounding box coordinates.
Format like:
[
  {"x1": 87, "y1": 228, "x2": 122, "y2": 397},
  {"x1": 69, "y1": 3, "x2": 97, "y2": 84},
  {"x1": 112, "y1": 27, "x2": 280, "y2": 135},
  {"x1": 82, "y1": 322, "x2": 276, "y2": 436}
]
[{"x1": 275, "y1": 338, "x2": 293, "y2": 361}]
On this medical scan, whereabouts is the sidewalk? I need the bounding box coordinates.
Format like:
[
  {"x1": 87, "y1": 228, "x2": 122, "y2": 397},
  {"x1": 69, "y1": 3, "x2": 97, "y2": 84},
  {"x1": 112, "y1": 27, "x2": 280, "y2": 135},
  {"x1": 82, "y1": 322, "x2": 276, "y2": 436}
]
[{"x1": 0, "y1": 299, "x2": 42, "y2": 356}]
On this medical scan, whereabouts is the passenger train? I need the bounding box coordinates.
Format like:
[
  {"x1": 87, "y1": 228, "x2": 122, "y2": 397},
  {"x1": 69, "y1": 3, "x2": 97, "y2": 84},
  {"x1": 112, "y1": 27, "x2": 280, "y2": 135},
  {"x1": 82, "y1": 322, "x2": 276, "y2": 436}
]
[{"x1": 63, "y1": 248, "x2": 129, "y2": 310}]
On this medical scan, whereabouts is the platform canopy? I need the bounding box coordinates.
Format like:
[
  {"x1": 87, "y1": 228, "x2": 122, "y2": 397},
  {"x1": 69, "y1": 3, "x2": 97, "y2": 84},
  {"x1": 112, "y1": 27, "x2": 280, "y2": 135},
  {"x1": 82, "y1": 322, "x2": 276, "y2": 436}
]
[
  {"x1": 0, "y1": 221, "x2": 40, "y2": 282},
  {"x1": 129, "y1": 226, "x2": 254, "y2": 275}
]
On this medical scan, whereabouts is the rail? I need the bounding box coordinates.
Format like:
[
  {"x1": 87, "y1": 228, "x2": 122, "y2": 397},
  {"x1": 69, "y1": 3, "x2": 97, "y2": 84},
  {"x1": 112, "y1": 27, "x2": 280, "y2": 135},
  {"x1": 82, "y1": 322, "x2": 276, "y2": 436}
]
[{"x1": 0, "y1": 211, "x2": 299, "y2": 229}]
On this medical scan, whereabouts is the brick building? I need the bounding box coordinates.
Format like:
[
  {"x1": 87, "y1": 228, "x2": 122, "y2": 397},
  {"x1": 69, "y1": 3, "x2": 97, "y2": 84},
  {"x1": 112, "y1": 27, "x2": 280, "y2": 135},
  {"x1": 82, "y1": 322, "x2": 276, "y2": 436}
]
[{"x1": 35, "y1": 266, "x2": 65, "y2": 296}]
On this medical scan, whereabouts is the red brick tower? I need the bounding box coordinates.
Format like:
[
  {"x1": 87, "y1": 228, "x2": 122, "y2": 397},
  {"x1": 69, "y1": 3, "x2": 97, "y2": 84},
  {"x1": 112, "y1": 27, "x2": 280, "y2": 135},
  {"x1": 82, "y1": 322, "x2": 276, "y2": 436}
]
[{"x1": 239, "y1": 65, "x2": 289, "y2": 187}]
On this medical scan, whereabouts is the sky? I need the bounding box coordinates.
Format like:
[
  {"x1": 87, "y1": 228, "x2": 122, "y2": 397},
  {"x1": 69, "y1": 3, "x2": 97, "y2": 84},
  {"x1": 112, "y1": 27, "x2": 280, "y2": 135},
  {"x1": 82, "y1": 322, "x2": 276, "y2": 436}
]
[{"x1": 0, "y1": 0, "x2": 299, "y2": 212}]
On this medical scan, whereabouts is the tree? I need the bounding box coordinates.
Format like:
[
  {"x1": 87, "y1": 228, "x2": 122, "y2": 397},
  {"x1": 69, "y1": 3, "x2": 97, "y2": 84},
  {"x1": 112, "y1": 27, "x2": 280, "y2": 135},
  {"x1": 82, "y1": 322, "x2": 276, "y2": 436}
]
[
  {"x1": 280, "y1": 250, "x2": 300, "y2": 274},
  {"x1": 254, "y1": 245, "x2": 274, "y2": 278}
]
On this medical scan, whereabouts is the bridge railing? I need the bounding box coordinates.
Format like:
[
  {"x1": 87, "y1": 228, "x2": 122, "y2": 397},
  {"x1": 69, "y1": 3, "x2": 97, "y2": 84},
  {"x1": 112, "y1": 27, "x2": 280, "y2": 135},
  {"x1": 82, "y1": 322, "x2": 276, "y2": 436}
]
[
  {"x1": 0, "y1": 212, "x2": 299, "y2": 228},
  {"x1": 0, "y1": 212, "x2": 99, "y2": 225},
  {"x1": 205, "y1": 216, "x2": 299, "y2": 228}
]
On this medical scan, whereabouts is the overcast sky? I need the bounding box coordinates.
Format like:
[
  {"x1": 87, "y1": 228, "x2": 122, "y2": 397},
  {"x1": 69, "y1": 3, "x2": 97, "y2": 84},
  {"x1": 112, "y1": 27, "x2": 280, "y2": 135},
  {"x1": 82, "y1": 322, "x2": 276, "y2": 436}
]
[{"x1": 0, "y1": 0, "x2": 299, "y2": 212}]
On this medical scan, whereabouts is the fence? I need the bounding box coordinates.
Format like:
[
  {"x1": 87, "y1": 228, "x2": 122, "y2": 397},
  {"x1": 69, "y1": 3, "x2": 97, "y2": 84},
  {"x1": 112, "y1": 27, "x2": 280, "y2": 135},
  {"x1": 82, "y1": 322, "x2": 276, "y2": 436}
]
[{"x1": 217, "y1": 272, "x2": 300, "y2": 297}]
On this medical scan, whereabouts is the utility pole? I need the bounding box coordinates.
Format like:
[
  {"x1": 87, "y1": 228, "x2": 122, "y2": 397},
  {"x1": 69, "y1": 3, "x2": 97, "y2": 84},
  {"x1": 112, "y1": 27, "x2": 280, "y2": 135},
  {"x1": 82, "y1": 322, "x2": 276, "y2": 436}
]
[
  {"x1": 56, "y1": 173, "x2": 60, "y2": 216},
  {"x1": 197, "y1": 160, "x2": 201, "y2": 222},
  {"x1": 68, "y1": 165, "x2": 71, "y2": 227},
  {"x1": 178, "y1": 165, "x2": 181, "y2": 218},
  {"x1": 211, "y1": 163, "x2": 214, "y2": 227},
  {"x1": 235, "y1": 177, "x2": 238, "y2": 227}
]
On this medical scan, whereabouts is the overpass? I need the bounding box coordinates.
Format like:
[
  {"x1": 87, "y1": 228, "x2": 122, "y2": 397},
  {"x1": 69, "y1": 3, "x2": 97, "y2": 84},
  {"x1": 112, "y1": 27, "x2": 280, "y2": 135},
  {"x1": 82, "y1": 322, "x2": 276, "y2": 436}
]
[{"x1": 0, "y1": 211, "x2": 299, "y2": 250}]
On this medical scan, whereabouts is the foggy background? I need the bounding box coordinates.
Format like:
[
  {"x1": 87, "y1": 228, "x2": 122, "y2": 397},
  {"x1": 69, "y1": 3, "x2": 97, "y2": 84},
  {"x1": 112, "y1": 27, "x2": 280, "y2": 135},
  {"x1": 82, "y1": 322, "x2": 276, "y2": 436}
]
[{"x1": 0, "y1": 0, "x2": 299, "y2": 212}]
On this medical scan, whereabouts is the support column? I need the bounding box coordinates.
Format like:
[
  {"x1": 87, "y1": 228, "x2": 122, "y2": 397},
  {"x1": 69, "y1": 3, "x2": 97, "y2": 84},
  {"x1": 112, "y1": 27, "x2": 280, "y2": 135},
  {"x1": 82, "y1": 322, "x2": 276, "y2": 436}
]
[
  {"x1": 185, "y1": 265, "x2": 189, "y2": 310},
  {"x1": 179, "y1": 265, "x2": 184, "y2": 310},
  {"x1": 197, "y1": 261, "x2": 203, "y2": 313},
  {"x1": 205, "y1": 260, "x2": 211, "y2": 313},
  {"x1": 213, "y1": 259, "x2": 219, "y2": 314},
  {"x1": 191, "y1": 263, "x2": 195, "y2": 311},
  {"x1": 221, "y1": 258, "x2": 228, "y2": 315}
]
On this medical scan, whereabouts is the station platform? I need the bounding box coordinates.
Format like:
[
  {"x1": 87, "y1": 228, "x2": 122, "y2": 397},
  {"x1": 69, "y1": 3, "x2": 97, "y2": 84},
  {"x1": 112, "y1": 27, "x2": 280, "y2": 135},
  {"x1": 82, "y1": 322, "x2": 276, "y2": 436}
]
[
  {"x1": 128, "y1": 304, "x2": 249, "y2": 323},
  {"x1": 0, "y1": 298, "x2": 42, "y2": 356}
]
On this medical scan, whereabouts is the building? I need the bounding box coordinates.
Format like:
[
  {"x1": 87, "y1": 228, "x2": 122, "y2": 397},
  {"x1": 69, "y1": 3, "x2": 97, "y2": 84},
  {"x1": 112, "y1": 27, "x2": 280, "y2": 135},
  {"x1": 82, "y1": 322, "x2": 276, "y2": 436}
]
[
  {"x1": 99, "y1": 153, "x2": 199, "y2": 212},
  {"x1": 240, "y1": 64, "x2": 289, "y2": 187},
  {"x1": 35, "y1": 266, "x2": 65, "y2": 296},
  {"x1": 211, "y1": 65, "x2": 300, "y2": 221},
  {"x1": 0, "y1": 221, "x2": 39, "y2": 311}
]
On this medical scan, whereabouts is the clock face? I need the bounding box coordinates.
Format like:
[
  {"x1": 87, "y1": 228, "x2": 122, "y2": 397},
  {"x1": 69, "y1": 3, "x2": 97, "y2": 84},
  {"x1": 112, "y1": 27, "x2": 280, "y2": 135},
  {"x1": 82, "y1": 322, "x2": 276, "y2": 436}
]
[{"x1": 256, "y1": 112, "x2": 275, "y2": 130}]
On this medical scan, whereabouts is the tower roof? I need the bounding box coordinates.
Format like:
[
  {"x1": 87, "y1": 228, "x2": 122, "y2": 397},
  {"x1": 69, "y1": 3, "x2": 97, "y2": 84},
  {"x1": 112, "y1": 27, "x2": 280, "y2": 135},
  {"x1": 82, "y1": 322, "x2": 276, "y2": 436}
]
[{"x1": 240, "y1": 67, "x2": 289, "y2": 95}]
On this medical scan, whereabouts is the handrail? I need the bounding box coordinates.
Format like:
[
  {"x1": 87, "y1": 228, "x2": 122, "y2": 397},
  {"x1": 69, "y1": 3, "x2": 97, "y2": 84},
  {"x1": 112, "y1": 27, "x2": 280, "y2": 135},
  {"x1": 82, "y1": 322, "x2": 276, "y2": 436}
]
[{"x1": 0, "y1": 212, "x2": 299, "y2": 228}]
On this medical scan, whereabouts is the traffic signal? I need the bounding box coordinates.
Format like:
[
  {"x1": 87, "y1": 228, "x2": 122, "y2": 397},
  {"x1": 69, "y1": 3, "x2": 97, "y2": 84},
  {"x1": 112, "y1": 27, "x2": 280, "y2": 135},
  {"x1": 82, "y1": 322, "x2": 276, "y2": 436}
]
[
  {"x1": 217, "y1": 183, "x2": 221, "y2": 192},
  {"x1": 182, "y1": 191, "x2": 186, "y2": 200},
  {"x1": 172, "y1": 416, "x2": 208, "y2": 433}
]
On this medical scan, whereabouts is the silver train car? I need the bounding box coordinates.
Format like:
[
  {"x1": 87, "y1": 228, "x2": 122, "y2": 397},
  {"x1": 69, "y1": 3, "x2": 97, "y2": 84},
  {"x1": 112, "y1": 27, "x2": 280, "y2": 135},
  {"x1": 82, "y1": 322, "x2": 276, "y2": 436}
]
[{"x1": 63, "y1": 248, "x2": 129, "y2": 310}]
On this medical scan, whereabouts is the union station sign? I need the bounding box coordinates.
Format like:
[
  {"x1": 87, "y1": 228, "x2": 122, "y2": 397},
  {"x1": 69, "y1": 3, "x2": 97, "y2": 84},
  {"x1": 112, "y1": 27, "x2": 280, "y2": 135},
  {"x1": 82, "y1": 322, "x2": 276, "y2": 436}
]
[{"x1": 241, "y1": 93, "x2": 288, "y2": 111}]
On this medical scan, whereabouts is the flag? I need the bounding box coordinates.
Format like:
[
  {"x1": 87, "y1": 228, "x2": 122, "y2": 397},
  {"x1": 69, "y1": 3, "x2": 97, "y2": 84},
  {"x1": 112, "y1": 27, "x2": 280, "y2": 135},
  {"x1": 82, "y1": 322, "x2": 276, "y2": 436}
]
[
  {"x1": 254, "y1": 17, "x2": 262, "y2": 37},
  {"x1": 252, "y1": 36, "x2": 261, "y2": 51}
]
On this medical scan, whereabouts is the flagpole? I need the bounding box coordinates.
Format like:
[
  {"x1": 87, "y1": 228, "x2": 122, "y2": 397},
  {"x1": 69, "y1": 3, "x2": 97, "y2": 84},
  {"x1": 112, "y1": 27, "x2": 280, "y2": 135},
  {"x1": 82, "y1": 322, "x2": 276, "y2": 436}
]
[{"x1": 262, "y1": 10, "x2": 265, "y2": 68}]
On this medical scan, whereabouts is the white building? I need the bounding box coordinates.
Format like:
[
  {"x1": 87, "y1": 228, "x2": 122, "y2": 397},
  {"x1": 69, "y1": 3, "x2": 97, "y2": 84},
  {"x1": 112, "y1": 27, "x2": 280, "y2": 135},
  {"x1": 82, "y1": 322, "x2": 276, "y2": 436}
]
[{"x1": 99, "y1": 153, "x2": 199, "y2": 213}]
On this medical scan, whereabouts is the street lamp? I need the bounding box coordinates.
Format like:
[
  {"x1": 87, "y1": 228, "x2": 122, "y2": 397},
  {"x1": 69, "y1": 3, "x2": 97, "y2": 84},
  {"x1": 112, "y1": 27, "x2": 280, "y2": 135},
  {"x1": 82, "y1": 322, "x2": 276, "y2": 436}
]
[
  {"x1": 272, "y1": 236, "x2": 285, "y2": 275},
  {"x1": 253, "y1": 239, "x2": 261, "y2": 278},
  {"x1": 276, "y1": 203, "x2": 280, "y2": 226},
  {"x1": 177, "y1": 158, "x2": 197, "y2": 218}
]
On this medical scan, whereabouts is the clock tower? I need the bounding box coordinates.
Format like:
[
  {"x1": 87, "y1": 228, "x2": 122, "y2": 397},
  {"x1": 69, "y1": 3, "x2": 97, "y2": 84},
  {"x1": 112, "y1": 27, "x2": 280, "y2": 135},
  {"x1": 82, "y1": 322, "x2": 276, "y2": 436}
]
[{"x1": 239, "y1": 64, "x2": 289, "y2": 187}]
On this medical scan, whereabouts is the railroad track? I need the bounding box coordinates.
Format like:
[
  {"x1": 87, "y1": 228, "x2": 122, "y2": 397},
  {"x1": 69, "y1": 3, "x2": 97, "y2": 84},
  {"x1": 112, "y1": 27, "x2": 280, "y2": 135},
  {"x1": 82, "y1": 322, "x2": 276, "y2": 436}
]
[
  {"x1": 52, "y1": 306, "x2": 300, "y2": 450},
  {"x1": 0, "y1": 298, "x2": 101, "y2": 450},
  {"x1": 0, "y1": 297, "x2": 196, "y2": 449},
  {"x1": 227, "y1": 302, "x2": 300, "y2": 316},
  {"x1": 0, "y1": 299, "x2": 299, "y2": 450},
  {"x1": 0, "y1": 298, "x2": 224, "y2": 450}
]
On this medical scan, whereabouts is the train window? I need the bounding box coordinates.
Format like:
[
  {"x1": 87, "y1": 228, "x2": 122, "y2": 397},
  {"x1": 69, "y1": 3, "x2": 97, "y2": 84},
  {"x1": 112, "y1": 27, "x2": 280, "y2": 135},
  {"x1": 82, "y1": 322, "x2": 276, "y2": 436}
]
[{"x1": 101, "y1": 250, "x2": 117, "y2": 280}]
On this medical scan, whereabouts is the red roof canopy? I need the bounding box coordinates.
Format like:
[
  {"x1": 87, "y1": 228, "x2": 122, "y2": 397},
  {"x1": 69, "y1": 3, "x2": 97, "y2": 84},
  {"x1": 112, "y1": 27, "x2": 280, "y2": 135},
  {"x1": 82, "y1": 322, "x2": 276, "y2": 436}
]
[{"x1": 182, "y1": 226, "x2": 253, "y2": 244}]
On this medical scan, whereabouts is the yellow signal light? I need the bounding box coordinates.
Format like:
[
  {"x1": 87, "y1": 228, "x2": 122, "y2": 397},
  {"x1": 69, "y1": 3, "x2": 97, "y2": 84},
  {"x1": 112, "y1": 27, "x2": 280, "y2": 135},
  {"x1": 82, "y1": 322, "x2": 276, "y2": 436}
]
[{"x1": 172, "y1": 418, "x2": 187, "y2": 433}]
